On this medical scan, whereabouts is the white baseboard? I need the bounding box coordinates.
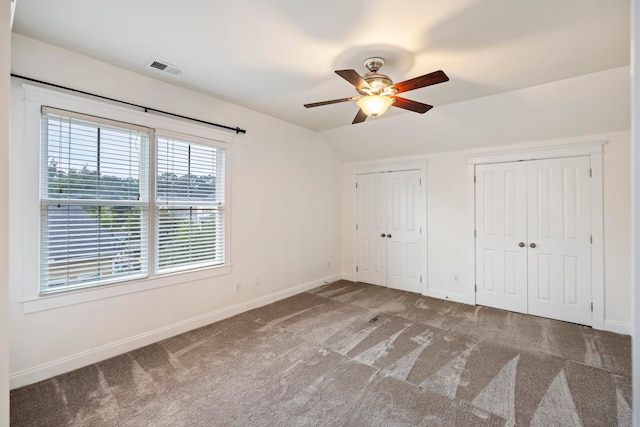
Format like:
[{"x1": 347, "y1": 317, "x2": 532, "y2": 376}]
[
  {"x1": 340, "y1": 272, "x2": 354, "y2": 282},
  {"x1": 424, "y1": 288, "x2": 475, "y2": 305},
  {"x1": 341, "y1": 277, "x2": 475, "y2": 306},
  {"x1": 423, "y1": 290, "x2": 632, "y2": 336},
  {"x1": 16, "y1": 273, "x2": 620, "y2": 389},
  {"x1": 603, "y1": 319, "x2": 632, "y2": 335},
  {"x1": 424, "y1": 290, "x2": 631, "y2": 335},
  {"x1": 10, "y1": 273, "x2": 342, "y2": 389}
]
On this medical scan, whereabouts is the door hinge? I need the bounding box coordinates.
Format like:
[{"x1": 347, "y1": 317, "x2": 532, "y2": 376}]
[
  {"x1": 420, "y1": 275, "x2": 423, "y2": 283},
  {"x1": 475, "y1": 284, "x2": 477, "y2": 292},
  {"x1": 591, "y1": 302, "x2": 593, "y2": 312},
  {"x1": 420, "y1": 178, "x2": 422, "y2": 185},
  {"x1": 356, "y1": 266, "x2": 359, "y2": 272},
  {"x1": 590, "y1": 235, "x2": 593, "y2": 244},
  {"x1": 420, "y1": 227, "x2": 422, "y2": 234},
  {"x1": 474, "y1": 175, "x2": 477, "y2": 183},
  {"x1": 474, "y1": 230, "x2": 477, "y2": 238},
  {"x1": 355, "y1": 182, "x2": 358, "y2": 189},
  {"x1": 589, "y1": 168, "x2": 592, "y2": 177},
  {"x1": 356, "y1": 224, "x2": 358, "y2": 231}
]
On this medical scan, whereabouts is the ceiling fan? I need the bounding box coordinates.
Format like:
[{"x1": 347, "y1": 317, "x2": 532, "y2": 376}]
[{"x1": 304, "y1": 57, "x2": 449, "y2": 124}]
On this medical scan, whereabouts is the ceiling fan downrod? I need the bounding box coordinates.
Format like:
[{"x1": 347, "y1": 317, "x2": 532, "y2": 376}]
[{"x1": 364, "y1": 57, "x2": 385, "y2": 73}]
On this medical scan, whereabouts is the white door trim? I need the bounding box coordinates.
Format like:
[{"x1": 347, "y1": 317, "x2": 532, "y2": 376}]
[
  {"x1": 466, "y1": 141, "x2": 605, "y2": 329},
  {"x1": 352, "y1": 160, "x2": 428, "y2": 294}
]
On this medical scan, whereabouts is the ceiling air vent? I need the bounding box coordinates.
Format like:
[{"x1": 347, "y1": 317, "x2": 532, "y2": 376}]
[{"x1": 147, "y1": 60, "x2": 183, "y2": 76}]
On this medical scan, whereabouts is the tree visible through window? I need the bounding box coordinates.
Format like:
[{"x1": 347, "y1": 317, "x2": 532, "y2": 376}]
[
  {"x1": 156, "y1": 135, "x2": 225, "y2": 273},
  {"x1": 40, "y1": 108, "x2": 226, "y2": 294}
]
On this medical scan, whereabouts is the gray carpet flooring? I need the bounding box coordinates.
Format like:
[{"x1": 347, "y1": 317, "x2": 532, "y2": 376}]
[{"x1": 11, "y1": 280, "x2": 632, "y2": 426}]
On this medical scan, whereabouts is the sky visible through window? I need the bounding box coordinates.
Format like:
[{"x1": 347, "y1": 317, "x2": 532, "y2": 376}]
[
  {"x1": 42, "y1": 113, "x2": 225, "y2": 292},
  {"x1": 47, "y1": 117, "x2": 143, "y2": 182}
]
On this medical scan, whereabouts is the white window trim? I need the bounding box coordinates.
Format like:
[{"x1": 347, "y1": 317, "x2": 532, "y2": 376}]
[{"x1": 17, "y1": 84, "x2": 233, "y2": 313}]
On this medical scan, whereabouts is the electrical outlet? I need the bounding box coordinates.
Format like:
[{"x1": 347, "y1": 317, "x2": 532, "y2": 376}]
[{"x1": 235, "y1": 282, "x2": 241, "y2": 293}]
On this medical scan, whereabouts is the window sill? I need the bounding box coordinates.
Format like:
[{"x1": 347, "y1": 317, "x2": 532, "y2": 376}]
[{"x1": 21, "y1": 264, "x2": 232, "y2": 314}]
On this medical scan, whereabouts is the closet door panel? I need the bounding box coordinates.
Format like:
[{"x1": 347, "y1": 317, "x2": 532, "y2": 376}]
[
  {"x1": 475, "y1": 163, "x2": 528, "y2": 314},
  {"x1": 527, "y1": 156, "x2": 592, "y2": 325},
  {"x1": 387, "y1": 170, "x2": 422, "y2": 293},
  {"x1": 355, "y1": 173, "x2": 387, "y2": 287}
]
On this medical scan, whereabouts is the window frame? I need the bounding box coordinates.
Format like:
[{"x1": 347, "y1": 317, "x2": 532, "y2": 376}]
[
  {"x1": 18, "y1": 84, "x2": 232, "y2": 313},
  {"x1": 154, "y1": 130, "x2": 227, "y2": 275},
  {"x1": 40, "y1": 107, "x2": 152, "y2": 293}
]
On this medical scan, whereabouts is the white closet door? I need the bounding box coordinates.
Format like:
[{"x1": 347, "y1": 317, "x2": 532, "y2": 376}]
[
  {"x1": 475, "y1": 163, "x2": 528, "y2": 314},
  {"x1": 355, "y1": 170, "x2": 422, "y2": 291},
  {"x1": 386, "y1": 170, "x2": 422, "y2": 293},
  {"x1": 526, "y1": 156, "x2": 592, "y2": 325},
  {"x1": 355, "y1": 173, "x2": 387, "y2": 287}
]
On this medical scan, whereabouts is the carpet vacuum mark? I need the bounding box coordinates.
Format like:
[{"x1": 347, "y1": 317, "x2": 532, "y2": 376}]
[{"x1": 11, "y1": 280, "x2": 632, "y2": 426}]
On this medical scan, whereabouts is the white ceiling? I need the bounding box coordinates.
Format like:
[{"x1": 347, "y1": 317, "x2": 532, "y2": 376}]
[{"x1": 11, "y1": 0, "x2": 630, "y2": 140}]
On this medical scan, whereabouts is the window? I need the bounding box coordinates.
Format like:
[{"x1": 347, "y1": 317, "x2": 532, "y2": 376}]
[
  {"x1": 40, "y1": 108, "x2": 227, "y2": 294},
  {"x1": 156, "y1": 134, "x2": 226, "y2": 273}
]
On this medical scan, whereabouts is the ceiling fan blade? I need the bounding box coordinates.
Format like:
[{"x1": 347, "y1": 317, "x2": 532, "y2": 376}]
[
  {"x1": 391, "y1": 96, "x2": 433, "y2": 114},
  {"x1": 335, "y1": 69, "x2": 372, "y2": 92},
  {"x1": 391, "y1": 70, "x2": 449, "y2": 94},
  {"x1": 304, "y1": 97, "x2": 354, "y2": 108},
  {"x1": 352, "y1": 109, "x2": 368, "y2": 124}
]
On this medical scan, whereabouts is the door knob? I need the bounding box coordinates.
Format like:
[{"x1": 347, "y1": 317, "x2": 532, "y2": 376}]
[
  {"x1": 387, "y1": 234, "x2": 392, "y2": 238},
  {"x1": 380, "y1": 233, "x2": 386, "y2": 238},
  {"x1": 530, "y1": 242, "x2": 537, "y2": 248},
  {"x1": 518, "y1": 242, "x2": 525, "y2": 247}
]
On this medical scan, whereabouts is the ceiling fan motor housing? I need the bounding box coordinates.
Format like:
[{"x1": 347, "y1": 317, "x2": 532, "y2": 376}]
[
  {"x1": 362, "y1": 73, "x2": 394, "y2": 93},
  {"x1": 361, "y1": 57, "x2": 395, "y2": 95}
]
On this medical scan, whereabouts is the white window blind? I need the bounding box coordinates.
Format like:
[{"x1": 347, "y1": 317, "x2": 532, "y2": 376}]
[
  {"x1": 156, "y1": 135, "x2": 226, "y2": 273},
  {"x1": 39, "y1": 105, "x2": 229, "y2": 296},
  {"x1": 40, "y1": 108, "x2": 149, "y2": 293}
]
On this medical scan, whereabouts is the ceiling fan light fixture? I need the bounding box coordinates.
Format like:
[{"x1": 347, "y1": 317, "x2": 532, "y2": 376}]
[{"x1": 356, "y1": 95, "x2": 394, "y2": 117}]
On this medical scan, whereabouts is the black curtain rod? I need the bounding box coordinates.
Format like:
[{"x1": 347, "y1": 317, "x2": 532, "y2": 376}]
[{"x1": 10, "y1": 73, "x2": 247, "y2": 135}]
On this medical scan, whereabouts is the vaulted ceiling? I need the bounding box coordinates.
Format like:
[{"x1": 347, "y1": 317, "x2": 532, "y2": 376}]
[{"x1": 11, "y1": 0, "x2": 631, "y2": 160}]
